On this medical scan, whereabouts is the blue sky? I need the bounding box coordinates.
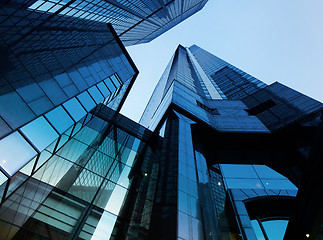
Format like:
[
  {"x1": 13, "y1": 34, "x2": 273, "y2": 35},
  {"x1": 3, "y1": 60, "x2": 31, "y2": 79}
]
[{"x1": 121, "y1": 0, "x2": 323, "y2": 122}]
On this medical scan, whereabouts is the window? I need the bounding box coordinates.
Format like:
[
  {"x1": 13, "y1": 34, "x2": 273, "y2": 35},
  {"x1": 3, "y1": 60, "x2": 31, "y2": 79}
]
[
  {"x1": 246, "y1": 100, "x2": 277, "y2": 115},
  {"x1": 196, "y1": 100, "x2": 220, "y2": 115}
]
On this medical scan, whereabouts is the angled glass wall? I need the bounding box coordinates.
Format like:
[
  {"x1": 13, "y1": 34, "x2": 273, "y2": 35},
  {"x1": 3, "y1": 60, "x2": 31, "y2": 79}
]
[
  {"x1": 4, "y1": 0, "x2": 208, "y2": 46},
  {"x1": 0, "y1": 105, "x2": 158, "y2": 240}
]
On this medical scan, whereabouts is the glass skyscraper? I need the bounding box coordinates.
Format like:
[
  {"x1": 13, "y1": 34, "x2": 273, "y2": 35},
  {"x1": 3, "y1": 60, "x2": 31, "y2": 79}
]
[
  {"x1": 0, "y1": 1, "x2": 208, "y2": 239},
  {"x1": 1, "y1": 0, "x2": 323, "y2": 238},
  {"x1": 140, "y1": 45, "x2": 323, "y2": 239}
]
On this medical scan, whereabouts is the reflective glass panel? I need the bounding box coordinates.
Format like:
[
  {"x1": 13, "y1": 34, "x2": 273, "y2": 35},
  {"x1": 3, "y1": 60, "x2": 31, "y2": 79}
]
[
  {"x1": 0, "y1": 132, "x2": 37, "y2": 176},
  {"x1": 90, "y1": 210, "x2": 117, "y2": 240},
  {"x1": 251, "y1": 220, "x2": 266, "y2": 240},
  {"x1": 35, "y1": 150, "x2": 52, "y2": 171},
  {"x1": 97, "y1": 82, "x2": 111, "y2": 97},
  {"x1": 63, "y1": 97, "x2": 86, "y2": 122},
  {"x1": 0, "y1": 171, "x2": 7, "y2": 201},
  {"x1": 225, "y1": 178, "x2": 263, "y2": 189},
  {"x1": 253, "y1": 165, "x2": 286, "y2": 179},
  {"x1": 21, "y1": 116, "x2": 59, "y2": 152},
  {"x1": 103, "y1": 184, "x2": 127, "y2": 215},
  {"x1": 104, "y1": 78, "x2": 116, "y2": 92},
  {"x1": 261, "y1": 179, "x2": 297, "y2": 190},
  {"x1": 110, "y1": 75, "x2": 121, "y2": 87},
  {"x1": 76, "y1": 91, "x2": 96, "y2": 112},
  {"x1": 45, "y1": 106, "x2": 74, "y2": 134},
  {"x1": 221, "y1": 164, "x2": 258, "y2": 178},
  {"x1": 88, "y1": 86, "x2": 104, "y2": 104},
  {"x1": 263, "y1": 220, "x2": 288, "y2": 240}
]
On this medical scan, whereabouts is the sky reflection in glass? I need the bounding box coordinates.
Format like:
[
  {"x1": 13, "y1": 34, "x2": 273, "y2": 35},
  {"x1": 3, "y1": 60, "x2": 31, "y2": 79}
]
[
  {"x1": 220, "y1": 164, "x2": 297, "y2": 190},
  {"x1": 21, "y1": 116, "x2": 59, "y2": 152},
  {"x1": 0, "y1": 132, "x2": 37, "y2": 176},
  {"x1": 45, "y1": 106, "x2": 74, "y2": 134},
  {"x1": 63, "y1": 97, "x2": 87, "y2": 122}
]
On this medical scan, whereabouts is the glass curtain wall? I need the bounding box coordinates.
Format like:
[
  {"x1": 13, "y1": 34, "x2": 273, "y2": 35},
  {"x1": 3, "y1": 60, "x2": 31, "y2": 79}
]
[{"x1": 0, "y1": 110, "x2": 157, "y2": 240}]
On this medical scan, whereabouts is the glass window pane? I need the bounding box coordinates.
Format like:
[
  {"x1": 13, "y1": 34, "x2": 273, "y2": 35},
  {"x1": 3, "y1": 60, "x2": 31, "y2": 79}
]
[
  {"x1": 104, "y1": 78, "x2": 116, "y2": 92},
  {"x1": 88, "y1": 86, "x2": 104, "y2": 104},
  {"x1": 221, "y1": 164, "x2": 258, "y2": 178},
  {"x1": 262, "y1": 220, "x2": 288, "y2": 240},
  {"x1": 35, "y1": 150, "x2": 52, "y2": 171},
  {"x1": 225, "y1": 178, "x2": 263, "y2": 189},
  {"x1": 39, "y1": 78, "x2": 68, "y2": 105},
  {"x1": 0, "y1": 132, "x2": 37, "y2": 176},
  {"x1": 45, "y1": 106, "x2": 74, "y2": 134},
  {"x1": 97, "y1": 82, "x2": 111, "y2": 97},
  {"x1": 110, "y1": 75, "x2": 121, "y2": 87},
  {"x1": 68, "y1": 71, "x2": 88, "y2": 92},
  {"x1": 21, "y1": 116, "x2": 59, "y2": 152},
  {"x1": 63, "y1": 97, "x2": 86, "y2": 122},
  {"x1": 0, "y1": 117, "x2": 11, "y2": 139},
  {"x1": 16, "y1": 82, "x2": 44, "y2": 103},
  {"x1": 0, "y1": 171, "x2": 8, "y2": 201},
  {"x1": 33, "y1": 155, "x2": 74, "y2": 187},
  {"x1": 251, "y1": 220, "x2": 266, "y2": 239},
  {"x1": 103, "y1": 184, "x2": 127, "y2": 215},
  {"x1": 0, "y1": 91, "x2": 36, "y2": 129},
  {"x1": 89, "y1": 210, "x2": 117, "y2": 240},
  {"x1": 76, "y1": 91, "x2": 96, "y2": 112},
  {"x1": 253, "y1": 165, "x2": 286, "y2": 179},
  {"x1": 262, "y1": 179, "x2": 297, "y2": 190},
  {"x1": 54, "y1": 73, "x2": 73, "y2": 88},
  {"x1": 56, "y1": 138, "x2": 88, "y2": 163}
]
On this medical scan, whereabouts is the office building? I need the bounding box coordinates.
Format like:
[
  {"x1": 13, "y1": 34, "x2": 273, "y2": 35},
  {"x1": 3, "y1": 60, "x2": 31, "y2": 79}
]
[
  {"x1": 0, "y1": 0, "x2": 208, "y2": 137},
  {"x1": 1, "y1": 0, "x2": 322, "y2": 237},
  {"x1": 0, "y1": 2, "x2": 208, "y2": 238},
  {"x1": 139, "y1": 45, "x2": 323, "y2": 239},
  {"x1": 0, "y1": 103, "x2": 160, "y2": 239}
]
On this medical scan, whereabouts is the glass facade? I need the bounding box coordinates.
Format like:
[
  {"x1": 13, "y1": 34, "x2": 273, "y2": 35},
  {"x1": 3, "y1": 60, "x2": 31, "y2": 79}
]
[
  {"x1": 2, "y1": 0, "x2": 208, "y2": 46},
  {"x1": 0, "y1": 105, "x2": 159, "y2": 239},
  {"x1": 0, "y1": 0, "x2": 141, "y2": 206},
  {"x1": 139, "y1": 45, "x2": 323, "y2": 239}
]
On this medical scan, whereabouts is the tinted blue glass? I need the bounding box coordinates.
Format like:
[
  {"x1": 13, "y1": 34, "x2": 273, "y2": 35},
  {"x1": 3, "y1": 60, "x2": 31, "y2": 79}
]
[
  {"x1": 221, "y1": 164, "x2": 258, "y2": 178},
  {"x1": 261, "y1": 179, "x2": 297, "y2": 190},
  {"x1": 0, "y1": 117, "x2": 11, "y2": 139},
  {"x1": 63, "y1": 98, "x2": 87, "y2": 122},
  {"x1": 0, "y1": 132, "x2": 37, "y2": 176},
  {"x1": 38, "y1": 79, "x2": 68, "y2": 105},
  {"x1": 88, "y1": 66, "x2": 101, "y2": 83},
  {"x1": 45, "y1": 106, "x2": 74, "y2": 134},
  {"x1": 84, "y1": 76, "x2": 96, "y2": 86},
  {"x1": 21, "y1": 116, "x2": 59, "y2": 152},
  {"x1": 225, "y1": 178, "x2": 263, "y2": 189},
  {"x1": 68, "y1": 71, "x2": 88, "y2": 91},
  {"x1": 54, "y1": 73, "x2": 72, "y2": 87},
  {"x1": 104, "y1": 78, "x2": 116, "y2": 92},
  {"x1": 97, "y1": 82, "x2": 111, "y2": 97},
  {"x1": 251, "y1": 220, "x2": 266, "y2": 239},
  {"x1": 98, "y1": 71, "x2": 107, "y2": 80},
  {"x1": 78, "y1": 67, "x2": 91, "y2": 78},
  {"x1": 16, "y1": 82, "x2": 44, "y2": 103},
  {"x1": 77, "y1": 91, "x2": 96, "y2": 111},
  {"x1": 263, "y1": 220, "x2": 288, "y2": 240},
  {"x1": 253, "y1": 165, "x2": 286, "y2": 179},
  {"x1": 0, "y1": 92, "x2": 36, "y2": 129},
  {"x1": 63, "y1": 84, "x2": 79, "y2": 98},
  {"x1": 110, "y1": 75, "x2": 121, "y2": 87},
  {"x1": 88, "y1": 86, "x2": 104, "y2": 104},
  {"x1": 28, "y1": 95, "x2": 54, "y2": 115}
]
